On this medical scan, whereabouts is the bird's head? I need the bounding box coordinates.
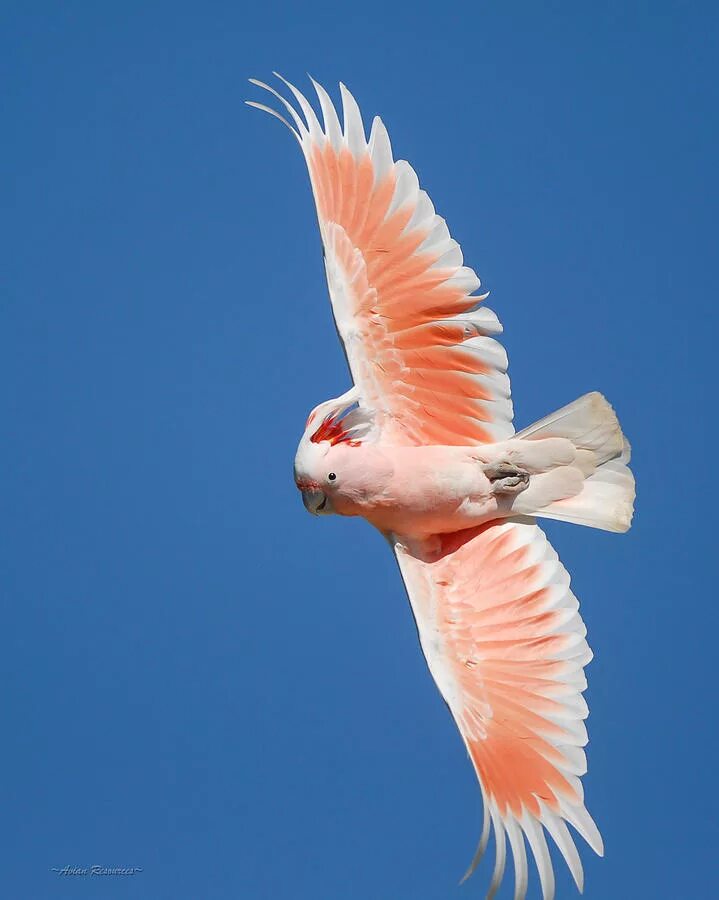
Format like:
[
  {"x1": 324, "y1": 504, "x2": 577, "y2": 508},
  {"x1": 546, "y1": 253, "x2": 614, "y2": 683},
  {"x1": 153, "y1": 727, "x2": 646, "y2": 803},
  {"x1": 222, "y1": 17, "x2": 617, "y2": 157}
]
[{"x1": 294, "y1": 389, "x2": 375, "y2": 516}]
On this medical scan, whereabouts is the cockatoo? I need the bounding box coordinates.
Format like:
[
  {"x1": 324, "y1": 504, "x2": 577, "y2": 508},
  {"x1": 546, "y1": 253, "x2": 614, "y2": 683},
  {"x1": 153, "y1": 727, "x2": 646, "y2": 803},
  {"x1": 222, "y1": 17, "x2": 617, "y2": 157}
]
[{"x1": 248, "y1": 75, "x2": 635, "y2": 900}]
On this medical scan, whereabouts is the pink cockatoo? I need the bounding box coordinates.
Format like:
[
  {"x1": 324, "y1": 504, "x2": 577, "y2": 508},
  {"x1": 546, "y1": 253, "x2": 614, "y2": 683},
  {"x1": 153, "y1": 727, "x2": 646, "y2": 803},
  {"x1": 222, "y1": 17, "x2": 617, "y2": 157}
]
[{"x1": 249, "y1": 75, "x2": 635, "y2": 900}]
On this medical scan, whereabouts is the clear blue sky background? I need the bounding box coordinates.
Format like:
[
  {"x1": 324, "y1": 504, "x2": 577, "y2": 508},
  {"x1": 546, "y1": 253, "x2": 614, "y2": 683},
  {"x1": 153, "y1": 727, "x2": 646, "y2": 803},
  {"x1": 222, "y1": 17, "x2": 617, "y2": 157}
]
[{"x1": 2, "y1": 3, "x2": 717, "y2": 898}]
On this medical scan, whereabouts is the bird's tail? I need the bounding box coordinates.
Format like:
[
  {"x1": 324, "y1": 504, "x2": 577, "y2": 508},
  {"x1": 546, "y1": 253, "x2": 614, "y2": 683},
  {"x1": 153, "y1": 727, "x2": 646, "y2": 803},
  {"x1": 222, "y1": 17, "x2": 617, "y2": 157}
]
[{"x1": 511, "y1": 392, "x2": 635, "y2": 533}]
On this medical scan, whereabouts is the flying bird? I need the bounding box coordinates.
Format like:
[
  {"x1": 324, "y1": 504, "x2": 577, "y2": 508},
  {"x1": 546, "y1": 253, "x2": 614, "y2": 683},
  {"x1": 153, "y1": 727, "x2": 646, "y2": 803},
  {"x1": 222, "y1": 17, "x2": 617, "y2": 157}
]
[{"x1": 248, "y1": 74, "x2": 635, "y2": 900}]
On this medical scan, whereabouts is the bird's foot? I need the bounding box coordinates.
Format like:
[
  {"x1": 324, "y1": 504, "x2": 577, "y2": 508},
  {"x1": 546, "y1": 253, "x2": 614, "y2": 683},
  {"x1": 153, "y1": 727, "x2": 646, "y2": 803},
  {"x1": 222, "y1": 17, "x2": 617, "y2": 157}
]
[{"x1": 484, "y1": 461, "x2": 530, "y2": 495}]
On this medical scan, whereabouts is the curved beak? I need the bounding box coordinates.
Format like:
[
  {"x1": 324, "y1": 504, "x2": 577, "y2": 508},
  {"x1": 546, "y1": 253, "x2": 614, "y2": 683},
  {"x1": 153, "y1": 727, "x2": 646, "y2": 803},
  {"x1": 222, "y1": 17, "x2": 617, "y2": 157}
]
[{"x1": 302, "y1": 489, "x2": 327, "y2": 515}]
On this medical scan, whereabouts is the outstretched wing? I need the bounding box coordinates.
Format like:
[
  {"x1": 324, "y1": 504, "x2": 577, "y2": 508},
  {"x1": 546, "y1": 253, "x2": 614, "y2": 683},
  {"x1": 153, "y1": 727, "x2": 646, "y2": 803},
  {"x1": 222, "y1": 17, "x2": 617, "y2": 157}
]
[
  {"x1": 248, "y1": 75, "x2": 513, "y2": 446},
  {"x1": 393, "y1": 520, "x2": 602, "y2": 900}
]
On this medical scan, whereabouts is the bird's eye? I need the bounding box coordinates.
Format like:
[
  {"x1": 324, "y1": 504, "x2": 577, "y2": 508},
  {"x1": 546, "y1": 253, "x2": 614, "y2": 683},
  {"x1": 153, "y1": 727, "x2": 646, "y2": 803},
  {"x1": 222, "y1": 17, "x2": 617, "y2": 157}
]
[{"x1": 327, "y1": 472, "x2": 337, "y2": 482}]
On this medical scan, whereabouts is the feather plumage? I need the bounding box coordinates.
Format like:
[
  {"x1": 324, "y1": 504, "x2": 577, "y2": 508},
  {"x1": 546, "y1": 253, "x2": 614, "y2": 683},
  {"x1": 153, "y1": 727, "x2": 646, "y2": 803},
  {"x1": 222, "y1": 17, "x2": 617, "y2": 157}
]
[{"x1": 249, "y1": 75, "x2": 634, "y2": 898}]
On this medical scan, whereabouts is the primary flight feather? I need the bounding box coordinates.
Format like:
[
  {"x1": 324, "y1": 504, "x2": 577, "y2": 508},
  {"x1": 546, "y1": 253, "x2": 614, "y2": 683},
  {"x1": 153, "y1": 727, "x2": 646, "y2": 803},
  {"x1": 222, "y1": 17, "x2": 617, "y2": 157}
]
[{"x1": 248, "y1": 74, "x2": 635, "y2": 899}]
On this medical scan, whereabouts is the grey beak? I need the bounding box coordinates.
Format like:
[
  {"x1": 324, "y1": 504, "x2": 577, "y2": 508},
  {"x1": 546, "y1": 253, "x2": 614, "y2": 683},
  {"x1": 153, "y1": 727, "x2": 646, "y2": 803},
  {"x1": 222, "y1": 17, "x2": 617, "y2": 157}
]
[{"x1": 302, "y1": 489, "x2": 327, "y2": 515}]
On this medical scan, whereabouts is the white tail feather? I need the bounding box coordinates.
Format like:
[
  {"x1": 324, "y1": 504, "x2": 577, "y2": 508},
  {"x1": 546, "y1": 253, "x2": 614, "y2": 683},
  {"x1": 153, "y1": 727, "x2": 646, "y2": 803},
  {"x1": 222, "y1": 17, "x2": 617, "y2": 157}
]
[
  {"x1": 516, "y1": 391, "x2": 627, "y2": 465},
  {"x1": 514, "y1": 392, "x2": 635, "y2": 533}
]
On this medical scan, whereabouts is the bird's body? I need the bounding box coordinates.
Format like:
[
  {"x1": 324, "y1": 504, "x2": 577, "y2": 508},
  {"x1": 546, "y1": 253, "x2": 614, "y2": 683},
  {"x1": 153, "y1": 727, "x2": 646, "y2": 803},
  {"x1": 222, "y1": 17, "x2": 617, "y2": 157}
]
[
  {"x1": 301, "y1": 441, "x2": 506, "y2": 533},
  {"x1": 249, "y1": 74, "x2": 636, "y2": 900},
  {"x1": 296, "y1": 434, "x2": 619, "y2": 536}
]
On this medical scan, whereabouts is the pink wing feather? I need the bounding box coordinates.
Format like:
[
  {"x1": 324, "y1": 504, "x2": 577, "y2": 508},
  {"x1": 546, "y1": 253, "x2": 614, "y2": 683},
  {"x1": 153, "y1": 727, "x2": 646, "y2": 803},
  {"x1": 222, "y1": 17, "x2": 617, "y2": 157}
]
[
  {"x1": 248, "y1": 75, "x2": 513, "y2": 446},
  {"x1": 394, "y1": 520, "x2": 603, "y2": 899}
]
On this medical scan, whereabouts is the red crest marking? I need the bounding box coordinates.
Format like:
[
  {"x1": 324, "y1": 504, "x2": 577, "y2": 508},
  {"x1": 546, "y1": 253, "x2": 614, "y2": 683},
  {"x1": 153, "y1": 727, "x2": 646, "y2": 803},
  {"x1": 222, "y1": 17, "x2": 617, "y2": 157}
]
[{"x1": 310, "y1": 414, "x2": 361, "y2": 447}]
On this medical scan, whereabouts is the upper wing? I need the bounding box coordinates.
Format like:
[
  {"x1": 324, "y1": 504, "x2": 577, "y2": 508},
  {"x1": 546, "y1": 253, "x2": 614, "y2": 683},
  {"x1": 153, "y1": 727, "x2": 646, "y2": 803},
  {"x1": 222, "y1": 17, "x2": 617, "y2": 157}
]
[
  {"x1": 248, "y1": 75, "x2": 513, "y2": 446},
  {"x1": 393, "y1": 520, "x2": 602, "y2": 900}
]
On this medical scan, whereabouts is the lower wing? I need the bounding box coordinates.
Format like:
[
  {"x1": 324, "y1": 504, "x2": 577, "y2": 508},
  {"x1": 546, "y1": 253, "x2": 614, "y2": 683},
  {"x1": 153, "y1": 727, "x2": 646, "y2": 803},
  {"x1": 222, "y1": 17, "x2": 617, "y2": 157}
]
[{"x1": 392, "y1": 519, "x2": 602, "y2": 900}]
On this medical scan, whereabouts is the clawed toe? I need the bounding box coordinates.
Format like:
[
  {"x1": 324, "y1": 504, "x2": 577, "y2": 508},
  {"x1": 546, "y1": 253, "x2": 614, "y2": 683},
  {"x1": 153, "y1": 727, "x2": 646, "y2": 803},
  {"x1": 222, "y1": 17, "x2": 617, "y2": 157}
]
[{"x1": 484, "y1": 462, "x2": 530, "y2": 495}]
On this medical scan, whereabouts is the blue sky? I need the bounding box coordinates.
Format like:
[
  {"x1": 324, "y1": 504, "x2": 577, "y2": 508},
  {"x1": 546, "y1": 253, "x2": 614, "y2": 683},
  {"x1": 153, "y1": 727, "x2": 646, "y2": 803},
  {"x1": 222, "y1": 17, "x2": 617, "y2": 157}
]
[{"x1": 2, "y1": 2, "x2": 717, "y2": 898}]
